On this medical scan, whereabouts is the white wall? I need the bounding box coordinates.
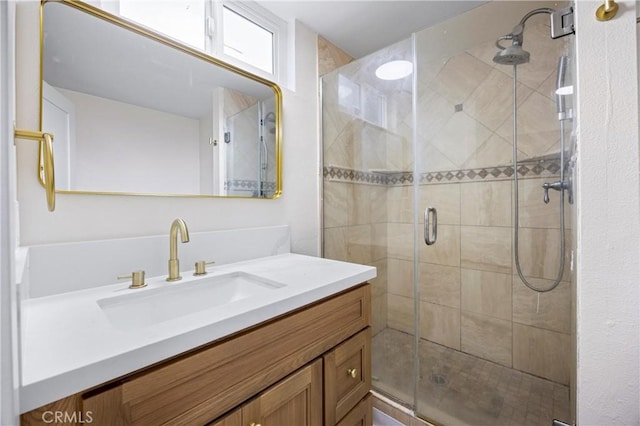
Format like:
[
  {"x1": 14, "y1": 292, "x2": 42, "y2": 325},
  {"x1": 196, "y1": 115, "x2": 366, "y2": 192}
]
[
  {"x1": 59, "y1": 88, "x2": 201, "y2": 194},
  {"x1": 574, "y1": 1, "x2": 640, "y2": 424},
  {"x1": 15, "y1": 2, "x2": 320, "y2": 257},
  {"x1": 1, "y1": 0, "x2": 20, "y2": 423}
]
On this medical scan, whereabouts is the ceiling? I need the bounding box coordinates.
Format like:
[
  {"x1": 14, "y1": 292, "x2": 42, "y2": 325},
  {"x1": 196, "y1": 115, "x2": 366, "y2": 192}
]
[{"x1": 258, "y1": 1, "x2": 486, "y2": 58}]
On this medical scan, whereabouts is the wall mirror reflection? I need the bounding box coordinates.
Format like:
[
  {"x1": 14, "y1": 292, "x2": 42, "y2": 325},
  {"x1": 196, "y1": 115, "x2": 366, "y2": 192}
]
[{"x1": 41, "y1": 0, "x2": 282, "y2": 198}]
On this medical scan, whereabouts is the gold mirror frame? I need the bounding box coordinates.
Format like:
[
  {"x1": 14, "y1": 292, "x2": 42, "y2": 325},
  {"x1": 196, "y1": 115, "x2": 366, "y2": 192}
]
[{"x1": 39, "y1": 0, "x2": 283, "y2": 199}]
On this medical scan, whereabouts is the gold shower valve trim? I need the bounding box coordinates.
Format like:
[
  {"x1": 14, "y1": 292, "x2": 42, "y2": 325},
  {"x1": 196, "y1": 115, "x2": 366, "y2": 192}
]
[
  {"x1": 596, "y1": 0, "x2": 618, "y2": 21},
  {"x1": 14, "y1": 128, "x2": 56, "y2": 212}
]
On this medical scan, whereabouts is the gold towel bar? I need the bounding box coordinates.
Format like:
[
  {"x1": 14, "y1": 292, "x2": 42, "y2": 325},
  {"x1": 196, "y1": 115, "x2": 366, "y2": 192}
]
[{"x1": 14, "y1": 129, "x2": 56, "y2": 212}]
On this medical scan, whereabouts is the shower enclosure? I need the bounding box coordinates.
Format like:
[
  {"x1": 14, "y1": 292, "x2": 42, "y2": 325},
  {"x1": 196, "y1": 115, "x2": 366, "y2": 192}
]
[
  {"x1": 224, "y1": 97, "x2": 277, "y2": 197},
  {"x1": 322, "y1": 1, "x2": 575, "y2": 424}
]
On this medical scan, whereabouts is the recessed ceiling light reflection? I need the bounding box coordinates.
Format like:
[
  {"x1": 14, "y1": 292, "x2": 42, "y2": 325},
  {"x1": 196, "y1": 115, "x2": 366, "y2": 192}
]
[{"x1": 375, "y1": 60, "x2": 413, "y2": 80}]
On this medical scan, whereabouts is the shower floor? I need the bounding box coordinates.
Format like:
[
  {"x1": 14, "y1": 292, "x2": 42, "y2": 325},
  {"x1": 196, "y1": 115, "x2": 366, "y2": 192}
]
[{"x1": 372, "y1": 328, "x2": 571, "y2": 426}]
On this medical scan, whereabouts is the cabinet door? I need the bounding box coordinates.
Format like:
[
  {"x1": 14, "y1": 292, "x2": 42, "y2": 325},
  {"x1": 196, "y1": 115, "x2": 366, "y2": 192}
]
[
  {"x1": 243, "y1": 359, "x2": 323, "y2": 426},
  {"x1": 324, "y1": 328, "x2": 371, "y2": 425}
]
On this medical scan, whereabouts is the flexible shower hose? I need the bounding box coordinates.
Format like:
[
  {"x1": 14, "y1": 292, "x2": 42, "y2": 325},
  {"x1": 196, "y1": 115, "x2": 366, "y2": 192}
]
[{"x1": 511, "y1": 65, "x2": 566, "y2": 293}]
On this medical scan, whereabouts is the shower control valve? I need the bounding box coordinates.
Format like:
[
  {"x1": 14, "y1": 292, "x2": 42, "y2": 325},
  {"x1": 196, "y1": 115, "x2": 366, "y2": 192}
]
[{"x1": 542, "y1": 180, "x2": 568, "y2": 204}]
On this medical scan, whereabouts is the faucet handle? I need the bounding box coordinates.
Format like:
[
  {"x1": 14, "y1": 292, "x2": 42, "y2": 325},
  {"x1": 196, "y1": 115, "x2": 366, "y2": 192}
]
[
  {"x1": 542, "y1": 183, "x2": 551, "y2": 204},
  {"x1": 118, "y1": 270, "x2": 147, "y2": 289},
  {"x1": 194, "y1": 260, "x2": 216, "y2": 276}
]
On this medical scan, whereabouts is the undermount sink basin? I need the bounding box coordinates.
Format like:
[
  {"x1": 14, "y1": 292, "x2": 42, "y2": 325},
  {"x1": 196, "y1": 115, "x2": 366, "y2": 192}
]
[{"x1": 98, "y1": 271, "x2": 285, "y2": 330}]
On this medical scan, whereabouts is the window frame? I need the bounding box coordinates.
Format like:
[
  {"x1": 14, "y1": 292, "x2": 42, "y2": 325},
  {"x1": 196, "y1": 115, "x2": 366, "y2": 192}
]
[
  {"x1": 111, "y1": 0, "x2": 287, "y2": 83},
  {"x1": 209, "y1": 0, "x2": 287, "y2": 83}
]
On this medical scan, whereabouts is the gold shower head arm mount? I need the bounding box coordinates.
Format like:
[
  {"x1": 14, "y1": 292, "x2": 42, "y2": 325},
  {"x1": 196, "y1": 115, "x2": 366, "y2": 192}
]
[{"x1": 14, "y1": 128, "x2": 56, "y2": 212}]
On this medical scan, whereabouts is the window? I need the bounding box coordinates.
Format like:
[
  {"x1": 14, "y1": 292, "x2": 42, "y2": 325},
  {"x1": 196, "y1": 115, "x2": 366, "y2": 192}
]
[
  {"x1": 361, "y1": 84, "x2": 386, "y2": 127},
  {"x1": 116, "y1": 0, "x2": 287, "y2": 81},
  {"x1": 338, "y1": 74, "x2": 361, "y2": 116},
  {"x1": 222, "y1": 6, "x2": 273, "y2": 74},
  {"x1": 119, "y1": 0, "x2": 206, "y2": 50},
  {"x1": 213, "y1": 1, "x2": 286, "y2": 81},
  {"x1": 339, "y1": 74, "x2": 387, "y2": 128}
]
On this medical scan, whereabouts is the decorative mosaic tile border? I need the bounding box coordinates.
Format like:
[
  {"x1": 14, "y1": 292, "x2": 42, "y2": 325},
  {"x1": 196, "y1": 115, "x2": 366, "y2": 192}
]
[
  {"x1": 324, "y1": 159, "x2": 561, "y2": 186},
  {"x1": 322, "y1": 167, "x2": 408, "y2": 186},
  {"x1": 225, "y1": 179, "x2": 276, "y2": 192}
]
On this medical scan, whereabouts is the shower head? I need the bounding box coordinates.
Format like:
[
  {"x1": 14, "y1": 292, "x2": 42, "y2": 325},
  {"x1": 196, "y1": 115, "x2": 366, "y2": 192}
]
[
  {"x1": 492, "y1": 7, "x2": 556, "y2": 67},
  {"x1": 264, "y1": 111, "x2": 276, "y2": 123},
  {"x1": 492, "y1": 44, "x2": 530, "y2": 65},
  {"x1": 493, "y1": 23, "x2": 529, "y2": 65},
  {"x1": 262, "y1": 111, "x2": 276, "y2": 135}
]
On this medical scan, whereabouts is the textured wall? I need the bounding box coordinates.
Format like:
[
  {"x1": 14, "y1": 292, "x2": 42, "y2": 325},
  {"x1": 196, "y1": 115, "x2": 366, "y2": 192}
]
[{"x1": 574, "y1": 1, "x2": 640, "y2": 424}]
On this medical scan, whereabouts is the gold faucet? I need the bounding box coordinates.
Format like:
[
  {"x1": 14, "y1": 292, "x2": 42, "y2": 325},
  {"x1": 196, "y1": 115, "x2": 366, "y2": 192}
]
[{"x1": 167, "y1": 218, "x2": 190, "y2": 282}]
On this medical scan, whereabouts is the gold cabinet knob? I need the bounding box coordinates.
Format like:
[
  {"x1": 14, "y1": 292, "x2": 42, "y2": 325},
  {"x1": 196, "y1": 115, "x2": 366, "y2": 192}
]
[
  {"x1": 249, "y1": 423, "x2": 262, "y2": 426},
  {"x1": 347, "y1": 368, "x2": 358, "y2": 378}
]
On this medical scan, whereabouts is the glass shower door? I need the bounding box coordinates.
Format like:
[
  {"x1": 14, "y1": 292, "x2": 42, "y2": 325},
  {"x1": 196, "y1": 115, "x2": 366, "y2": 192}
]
[
  {"x1": 321, "y1": 38, "x2": 418, "y2": 408},
  {"x1": 413, "y1": 2, "x2": 573, "y2": 425}
]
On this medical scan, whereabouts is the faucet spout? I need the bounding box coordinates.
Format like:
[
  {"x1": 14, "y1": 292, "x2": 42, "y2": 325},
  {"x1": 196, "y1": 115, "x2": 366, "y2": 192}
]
[{"x1": 167, "y1": 218, "x2": 190, "y2": 281}]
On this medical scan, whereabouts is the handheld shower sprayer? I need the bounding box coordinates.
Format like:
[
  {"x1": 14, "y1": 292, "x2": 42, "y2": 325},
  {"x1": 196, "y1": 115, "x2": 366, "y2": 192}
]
[{"x1": 555, "y1": 55, "x2": 572, "y2": 121}]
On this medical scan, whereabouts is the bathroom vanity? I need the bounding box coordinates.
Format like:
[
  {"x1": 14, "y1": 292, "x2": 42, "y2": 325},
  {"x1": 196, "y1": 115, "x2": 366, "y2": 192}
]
[
  {"x1": 18, "y1": 227, "x2": 375, "y2": 425},
  {"x1": 22, "y1": 284, "x2": 372, "y2": 425}
]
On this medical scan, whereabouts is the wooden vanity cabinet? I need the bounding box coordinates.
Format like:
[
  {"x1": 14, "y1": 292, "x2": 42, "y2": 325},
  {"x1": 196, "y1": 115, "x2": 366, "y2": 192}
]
[
  {"x1": 210, "y1": 359, "x2": 323, "y2": 426},
  {"x1": 324, "y1": 328, "x2": 371, "y2": 425},
  {"x1": 21, "y1": 284, "x2": 371, "y2": 426}
]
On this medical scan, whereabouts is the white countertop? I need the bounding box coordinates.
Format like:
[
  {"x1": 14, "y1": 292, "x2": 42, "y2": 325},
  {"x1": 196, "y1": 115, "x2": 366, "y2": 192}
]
[{"x1": 20, "y1": 253, "x2": 376, "y2": 413}]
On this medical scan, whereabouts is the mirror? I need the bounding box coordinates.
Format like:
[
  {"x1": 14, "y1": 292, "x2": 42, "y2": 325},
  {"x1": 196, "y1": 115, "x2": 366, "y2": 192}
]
[{"x1": 41, "y1": 0, "x2": 282, "y2": 198}]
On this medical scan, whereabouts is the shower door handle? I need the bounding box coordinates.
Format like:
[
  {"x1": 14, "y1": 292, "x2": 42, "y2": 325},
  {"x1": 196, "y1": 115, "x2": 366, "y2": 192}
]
[{"x1": 424, "y1": 207, "x2": 437, "y2": 246}]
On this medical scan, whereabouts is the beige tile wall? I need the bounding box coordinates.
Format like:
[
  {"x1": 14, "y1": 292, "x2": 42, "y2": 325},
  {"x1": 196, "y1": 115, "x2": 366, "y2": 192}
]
[
  {"x1": 318, "y1": 36, "x2": 354, "y2": 77},
  {"x1": 415, "y1": 5, "x2": 571, "y2": 388},
  {"x1": 321, "y1": 10, "x2": 573, "y2": 385}
]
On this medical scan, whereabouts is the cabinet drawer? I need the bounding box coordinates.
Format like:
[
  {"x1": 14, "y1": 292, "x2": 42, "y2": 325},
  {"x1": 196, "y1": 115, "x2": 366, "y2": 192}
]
[
  {"x1": 336, "y1": 393, "x2": 372, "y2": 426},
  {"x1": 324, "y1": 328, "x2": 371, "y2": 425}
]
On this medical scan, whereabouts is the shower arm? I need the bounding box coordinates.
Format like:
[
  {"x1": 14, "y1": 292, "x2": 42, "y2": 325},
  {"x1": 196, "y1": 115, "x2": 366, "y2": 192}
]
[
  {"x1": 496, "y1": 8, "x2": 555, "y2": 50},
  {"x1": 518, "y1": 7, "x2": 555, "y2": 27}
]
